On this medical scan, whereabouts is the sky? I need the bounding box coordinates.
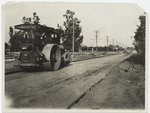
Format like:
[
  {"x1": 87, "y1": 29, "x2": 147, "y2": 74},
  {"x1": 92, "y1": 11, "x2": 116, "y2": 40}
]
[{"x1": 2, "y1": 2, "x2": 145, "y2": 47}]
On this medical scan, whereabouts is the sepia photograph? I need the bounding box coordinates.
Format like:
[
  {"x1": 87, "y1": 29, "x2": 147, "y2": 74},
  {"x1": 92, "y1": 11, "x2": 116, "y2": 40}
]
[{"x1": 2, "y1": 1, "x2": 148, "y2": 112}]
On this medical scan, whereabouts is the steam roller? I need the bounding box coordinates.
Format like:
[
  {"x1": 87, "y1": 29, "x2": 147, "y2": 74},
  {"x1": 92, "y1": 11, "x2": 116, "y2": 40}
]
[{"x1": 13, "y1": 24, "x2": 71, "y2": 71}]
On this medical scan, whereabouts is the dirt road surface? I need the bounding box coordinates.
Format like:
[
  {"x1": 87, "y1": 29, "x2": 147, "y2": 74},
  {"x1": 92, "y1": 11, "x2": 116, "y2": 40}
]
[{"x1": 5, "y1": 53, "x2": 131, "y2": 109}]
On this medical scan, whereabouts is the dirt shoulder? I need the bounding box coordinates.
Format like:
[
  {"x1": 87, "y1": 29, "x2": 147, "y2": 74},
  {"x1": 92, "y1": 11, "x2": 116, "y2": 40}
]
[{"x1": 71, "y1": 53, "x2": 145, "y2": 109}]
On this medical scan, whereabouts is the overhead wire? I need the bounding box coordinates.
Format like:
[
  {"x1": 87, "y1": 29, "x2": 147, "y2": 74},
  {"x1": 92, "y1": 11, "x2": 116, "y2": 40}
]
[
  {"x1": 23, "y1": 10, "x2": 126, "y2": 47},
  {"x1": 25, "y1": 9, "x2": 97, "y2": 38}
]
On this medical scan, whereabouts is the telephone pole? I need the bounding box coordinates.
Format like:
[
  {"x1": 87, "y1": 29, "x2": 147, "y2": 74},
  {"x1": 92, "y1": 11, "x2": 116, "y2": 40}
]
[
  {"x1": 73, "y1": 18, "x2": 74, "y2": 53},
  {"x1": 94, "y1": 30, "x2": 100, "y2": 51},
  {"x1": 71, "y1": 11, "x2": 75, "y2": 54},
  {"x1": 116, "y1": 41, "x2": 118, "y2": 46},
  {"x1": 112, "y1": 39, "x2": 114, "y2": 52},
  {"x1": 106, "y1": 36, "x2": 109, "y2": 52}
]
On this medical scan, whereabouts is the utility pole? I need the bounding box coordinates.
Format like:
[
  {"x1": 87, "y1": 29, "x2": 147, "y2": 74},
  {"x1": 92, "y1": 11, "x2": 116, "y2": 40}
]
[
  {"x1": 118, "y1": 42, "x2": 120, "y2": 51},
  {"x1": 106, "y1": 36, "x2": 109, "y2": 52},
  {"x1": 73, "y1": 18, "x2": 74, "y2": 53},
  {"x1": 112, "y1": 39, "x2": 114, "y2": 52},
  {"x1": 94, "y1": 30, "x2": 100, "y2": 51},
  {"x1": 116, "y1": 41, "x2": 118, "y2": 52},
  {"x1": 119, "y1": 42, "x2": 121, "y2": 50},
  {"x1": 71, "y1": 11, "x2": 75, "y2": 54}
]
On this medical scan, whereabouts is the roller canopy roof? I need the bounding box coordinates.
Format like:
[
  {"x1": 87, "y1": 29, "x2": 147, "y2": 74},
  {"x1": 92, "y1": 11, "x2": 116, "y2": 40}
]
[{"x1": 14, "y1": 24, "x2": 60, "y2": 34}]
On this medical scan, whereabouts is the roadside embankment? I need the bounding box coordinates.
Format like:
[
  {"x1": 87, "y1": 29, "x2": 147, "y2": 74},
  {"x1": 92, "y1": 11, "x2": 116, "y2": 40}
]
[{"x1": 71, "y1": 53, "x2": 145, "y2": 109}]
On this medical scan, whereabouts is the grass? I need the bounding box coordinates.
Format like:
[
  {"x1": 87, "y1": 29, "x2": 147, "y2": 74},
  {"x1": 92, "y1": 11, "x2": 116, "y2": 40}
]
[{"x1": 126, "y1": 53, "x2": 145, "y2": 66}]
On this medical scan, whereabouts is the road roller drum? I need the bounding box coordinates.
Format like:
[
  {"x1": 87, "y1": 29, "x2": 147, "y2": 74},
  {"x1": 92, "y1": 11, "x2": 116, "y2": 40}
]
[{"x1": 42, "y1": 44, "x2": 61, "y2": 71}]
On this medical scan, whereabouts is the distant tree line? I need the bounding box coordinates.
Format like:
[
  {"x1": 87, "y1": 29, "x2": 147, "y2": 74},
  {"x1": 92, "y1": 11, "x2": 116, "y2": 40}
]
[{"x1": 81, "y1": 44, "x2": 124, "y2": 52}]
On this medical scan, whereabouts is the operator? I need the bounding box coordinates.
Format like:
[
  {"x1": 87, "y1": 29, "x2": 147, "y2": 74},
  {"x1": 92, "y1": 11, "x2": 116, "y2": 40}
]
[{"x1": 40, "y1": 32, "x2": 46, "y2": 50}]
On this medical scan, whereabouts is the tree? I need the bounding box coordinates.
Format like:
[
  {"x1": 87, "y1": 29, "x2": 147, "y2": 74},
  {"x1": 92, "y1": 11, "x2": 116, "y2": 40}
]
[
  {"x1": 81, "y1": 45, "x2": 88, "y2": 51},
  {"x1": 108, "y1": 44, "x2": 113, "y2": 51},
  {"x1": 9, "y1": 12, "x2": 40, "y2": 51},
  {"x1": 9, "y1": 30, "x2": 22, "y2": 51},
  {"x1": 5, "y1": 42, "x2": 9, "y2": 49},
  {"x1": 59, "y1": 10, "x2": 83, "y2": 52},
  {"x1": 9, "y1": 26, "x2": 13, "y2": 37},
  {"x1": 5, "y1": 42, "x2": 10, "y2": 55},
  {"x1": 133, "y1": 14, "x2": 145, "y2": 55}
]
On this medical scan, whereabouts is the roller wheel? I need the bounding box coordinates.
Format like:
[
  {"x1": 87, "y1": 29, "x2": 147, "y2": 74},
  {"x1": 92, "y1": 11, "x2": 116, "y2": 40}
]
[
  {"x1": 62, "y1": 52, "x2": 71, "y2": 66},
  {"x1": 42, "y1": 44, "x2": 61, "y2": 71}
]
